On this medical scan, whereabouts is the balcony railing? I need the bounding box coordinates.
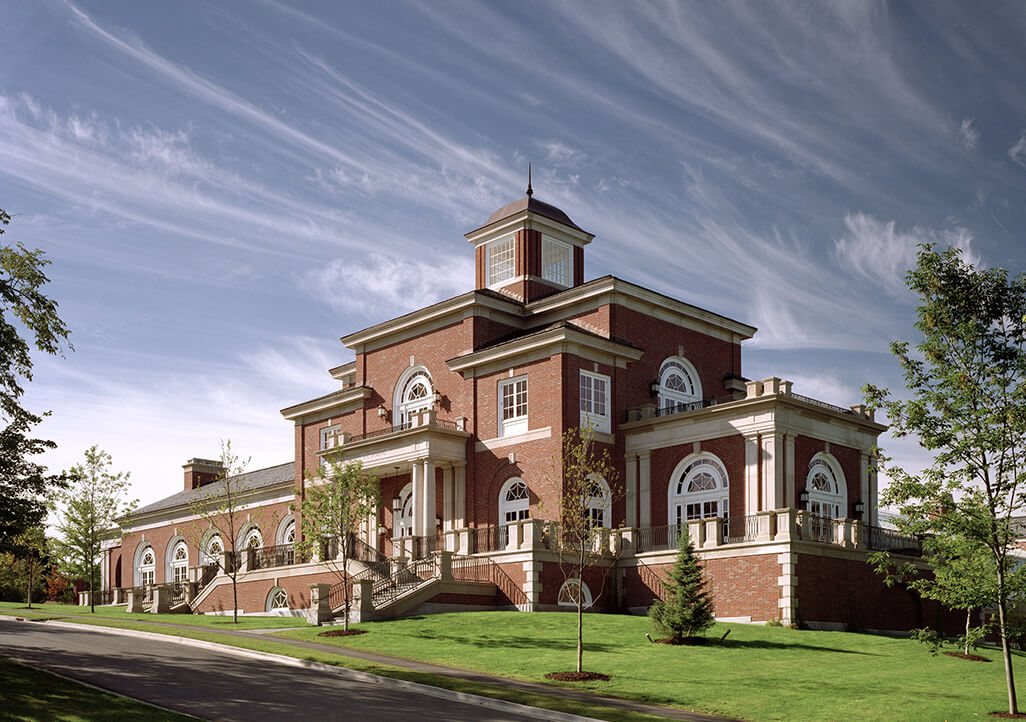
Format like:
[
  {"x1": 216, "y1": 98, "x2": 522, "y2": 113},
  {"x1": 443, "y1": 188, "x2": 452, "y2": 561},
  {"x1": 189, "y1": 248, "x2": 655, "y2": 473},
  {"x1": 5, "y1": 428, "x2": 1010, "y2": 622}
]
[
  {"x1": 862, "y1": 524, "x2": 923, "y2": 557},
  {"x1": 624, "y1": 396, "x2": 738, "y2": 423},
  {"x1": 248, "y1": 544, "x2": 305, "y2": 570},
  {"x1": 721, "y1": 515, "x2": 760, "y2": 544},
  {"x1": 785, "y1": 392, "x2": 854, "y2": 415},
  {"x1": 323, "y1": 410, "x2": 467, "y2": 450}
]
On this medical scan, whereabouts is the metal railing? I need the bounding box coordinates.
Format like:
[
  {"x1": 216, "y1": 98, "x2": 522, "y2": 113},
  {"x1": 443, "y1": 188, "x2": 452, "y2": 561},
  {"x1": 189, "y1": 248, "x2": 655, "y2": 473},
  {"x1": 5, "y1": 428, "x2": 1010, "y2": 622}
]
[
  {"x1": 248, "y1": 544, "x2": 303, "y2": 570},
  {"x1": 451, "y1": 555, "x2": 491, "y2": 583},
  {"x1": 863, "y1": 524, "x2": 923, "y2": 557},
  {"x1": 372, "y1": 557, "x2": 435, "y2": 607},
  {"x1": 346, "y1": 422, "x2": 412, "y2": 444},
  {"x1": 199, "y1": 563, "x2": 218, "y2": 588},
  {"x1": 721, "y1": 515, "x2": 760, "y2": 544},
  {"x1": 785, "y1": 392, "x2": 853, "y2": 415},
  {"x1": 624, "y1": 396, "x2": 738, "y2": 423},
  {"x1": 170, "y1": 582, "x2": 187, "y2": 606},
  {"x1": 470, "y1": 525, "x2": 505, "y2": 554},
  {"x1": 802, "y1": 514, "x2": 837, "y2": 544},
  {"x1": 634, "y1": 524, "x2": 682, "y2": 553}
]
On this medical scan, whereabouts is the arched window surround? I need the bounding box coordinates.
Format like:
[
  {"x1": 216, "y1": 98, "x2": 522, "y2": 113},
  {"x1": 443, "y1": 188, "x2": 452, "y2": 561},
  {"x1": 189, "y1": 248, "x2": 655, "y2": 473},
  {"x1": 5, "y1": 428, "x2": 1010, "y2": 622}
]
[
  {"x1": 667, "y1": 452, "x2": 729, "y2": 528},
  {"x1": 393, "y1": 365, "x2": 434, "y2": 426},
  {"x1": 657, "y1": 356, "x2": 702, "y2": 410},
  {"x1": 165, "y1": 537, "x2": 189, "y2": 584},
  {"x1": 266, "y1": 586, "x2": 289, "y2": 613},
  {"x1": 275, "y1": 514, "x2": 296, "y2": 546},
  {"x1": 135, "y1": 542, "x2": 156, "y2": 587},
  {"x1": 200, "y1": 531, "x2": 224, "y2": 566},
  {"x1": 499, "y1": 477, "x2": 530, "y2": 546},
  {"x1": 585, "y1": 474, "x2": 612, "y2": 530},
  {"x1": 238, "y1": 523, "x2": 263, "y2": 552},
  {"x1": 805, "y1": 453, "x2": 847, "y2": 519},
  {"x1": 557, "y1": 578, "x2": 593, "y2": 608}
]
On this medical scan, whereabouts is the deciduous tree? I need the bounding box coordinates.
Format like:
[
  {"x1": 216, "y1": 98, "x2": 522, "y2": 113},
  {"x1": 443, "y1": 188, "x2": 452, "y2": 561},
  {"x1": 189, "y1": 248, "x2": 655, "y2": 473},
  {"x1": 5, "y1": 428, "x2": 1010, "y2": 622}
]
[
  {"x1": 864, "y1": 244, "x2": 1026, "y2": 715},
  {"x1": 548, "y1": 425, "x2": 620, "y2": 675},
  {"x1": 54, "y1": 446, "x2": 135, "y2": 612},
  {"x1": 0, "y1": 208, "x2": 72, "y2": 553},
  {"x1": 295, "y1": 458, "x2": 378, "y2": 629}
]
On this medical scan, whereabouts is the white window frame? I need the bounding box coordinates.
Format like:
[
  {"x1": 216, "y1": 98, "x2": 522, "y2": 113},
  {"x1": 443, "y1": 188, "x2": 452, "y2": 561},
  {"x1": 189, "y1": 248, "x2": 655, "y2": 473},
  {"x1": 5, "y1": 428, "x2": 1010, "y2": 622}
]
[
  {"x1": 499, "y1": 477, "x2": 530, "y2": 545},
  {"x1": 579, "y1": 370, "x2": 611, "y2": 433},
  {"x1": 395, "y1": 481, "x2": 414, "y2": 538},
  {"x1": 806, "y1": 454, "x2": 847, "y2": 520},
  {"x1": 201, "y1": 533, "x2": 224, "y2": 567},
  {"x1": 486, "y1": 236, "x2": 516, "y2": 286},
  {"x1": 267, "y1": 586, "x2": 289, "y2": 612},
  {"x1": 170, "y1": 541, "x2": 189, "y2": 584},
  {"x1": 668, "y1": 453, "x2": 729, "y2": 530},
  {"x1": 138, "y1": 545, "x2": 156, "y2": 587},
  {"x1": 498, "y1": 376, "x2": 528, "y2": 437},
  {"x1": 585, "y1": 474, "x2": 612, "y2": 530},
  {"x1": 393, "y1": 366, "x2": 434, "y2": 426},
  {"x1": 657, "y1": 356, "x2": 702, "y2": 411},
  {"x1": 320, "y1": 424, "x2": 341, "y2": 451},
  {"x1": 557, "y1": 578, "x2": 593, "y2": 608},
  {"x1": 541, "y1": 237, "x2": 572, "y2": 287}
]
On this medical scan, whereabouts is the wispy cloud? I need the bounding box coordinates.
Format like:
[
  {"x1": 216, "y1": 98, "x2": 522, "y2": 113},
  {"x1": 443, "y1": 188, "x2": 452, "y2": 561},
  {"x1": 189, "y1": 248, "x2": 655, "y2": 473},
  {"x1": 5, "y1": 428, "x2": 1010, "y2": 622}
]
[
  {"x1": 958, "y1": 118, "x2": 979, "y2": 150},
  {"x1": 834, "y1": 213, "x2": 976, "y2": 297},
  {"x1": 303, "y1": 253, "x2": 474, "y2": 319},
  {"x1": 1010, "y1": 132, "x2": 1026, "y2": 166}
]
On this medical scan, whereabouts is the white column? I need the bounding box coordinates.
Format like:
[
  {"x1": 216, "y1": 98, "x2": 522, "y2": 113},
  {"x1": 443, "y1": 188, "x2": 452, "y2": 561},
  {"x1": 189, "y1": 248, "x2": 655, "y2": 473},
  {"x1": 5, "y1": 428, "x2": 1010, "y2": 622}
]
[
  {"x1": 762, "y1": 432, "x2": 784, "y2": 511},
  {"x1": 625, "y1": 455, "x2": 638, "y2": 528},
  {"x1": 744, "y1": 433, "x2": 760, "y2": 515},
  {"x1": 443, "y1": 465, "x2": 454, "y2": 531},
  {"x1": 421, "y1": 459, "x2": 436, "y2": 537},
  {"x1": 638, "y1": 452, "x2": 651, "y2": 528},
  {"x1": 411, "y1": 462, "x2": 425, "y2": 537},
  {"x1": 454, "y1": 462, "x2": 466, "y2": 528},
  {"x1": 785, "y1": 433, "x2": 796, "y2": 509}
]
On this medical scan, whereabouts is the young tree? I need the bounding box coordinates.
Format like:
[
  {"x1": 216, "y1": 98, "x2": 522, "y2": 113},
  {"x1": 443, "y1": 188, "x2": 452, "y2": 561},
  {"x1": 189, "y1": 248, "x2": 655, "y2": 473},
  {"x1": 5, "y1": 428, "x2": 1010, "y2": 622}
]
[
  {"x1": 295, "y1": 458, "x2": 379, "y2": 630},
  {"x1": 54, "y1": 446, "x2": 135, "y2": 612},
  {"x1": 864, "y1": 244, "x2": 1026, "y2": 715},
  {"x1": 648, "y1": 528, "x2": 715, "y2": 643},
  {"x1": 9, "y1": 527, "x2": 48, "y2": 608},
  {"x1": 0, "y1": 208, "x2": 73, "y2": 553},
  {"x1": 549, "y1": 425, "x2": 620, "y2": 675},
  {"x1": 189, "y1": 440, "x2": 256, "y2": 624}
]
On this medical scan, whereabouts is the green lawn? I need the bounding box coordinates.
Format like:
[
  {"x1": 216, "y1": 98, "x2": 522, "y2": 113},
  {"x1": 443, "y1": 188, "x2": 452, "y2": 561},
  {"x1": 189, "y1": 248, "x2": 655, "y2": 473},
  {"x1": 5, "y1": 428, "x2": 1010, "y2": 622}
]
[
  {"x1": 0, "y1": 656, "x2": 192, "y2": 721},
  {"x1": 0, "y1": 602, "x2": 309, "y2": 629},
  {"x1": 274, "y1": 611, "x2": 1024, "y2": 720}
]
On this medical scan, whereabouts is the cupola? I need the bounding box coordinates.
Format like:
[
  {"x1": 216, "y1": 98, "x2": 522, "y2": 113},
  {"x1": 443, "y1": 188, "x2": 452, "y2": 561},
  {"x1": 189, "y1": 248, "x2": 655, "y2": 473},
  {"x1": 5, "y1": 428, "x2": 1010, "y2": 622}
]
[{"x1": 465, "y1": 170, "x2": 594, "y2": 303}]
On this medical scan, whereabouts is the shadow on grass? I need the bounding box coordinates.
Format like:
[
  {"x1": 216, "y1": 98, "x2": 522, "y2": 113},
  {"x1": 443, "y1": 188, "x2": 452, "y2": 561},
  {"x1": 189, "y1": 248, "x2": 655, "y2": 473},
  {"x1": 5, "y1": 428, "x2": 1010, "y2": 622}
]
[
  {"x1": 406, "y1": 631, "x2": 619, "y2": 653},
  {"x1": 717, "y1": 638, "x2": 875, "y2": 654}
]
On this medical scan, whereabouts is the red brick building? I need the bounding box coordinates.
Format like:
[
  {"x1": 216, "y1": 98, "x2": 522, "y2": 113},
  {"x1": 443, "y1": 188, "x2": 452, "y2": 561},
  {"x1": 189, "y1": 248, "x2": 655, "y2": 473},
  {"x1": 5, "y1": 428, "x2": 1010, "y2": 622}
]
[{"x1": 97, "y1": 189, "x2": 941, "y2": 632}]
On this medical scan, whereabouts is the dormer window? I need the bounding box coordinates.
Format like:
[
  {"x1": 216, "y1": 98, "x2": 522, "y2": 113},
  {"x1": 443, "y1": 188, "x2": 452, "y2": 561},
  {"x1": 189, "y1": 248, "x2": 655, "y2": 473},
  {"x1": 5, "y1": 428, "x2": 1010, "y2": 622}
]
[
  {"x1": 487, "y1": 237, "x2": 515, "y2": 286},
  {"x1": 541, "y1": 237, "x2": 572, "y2": 287}
]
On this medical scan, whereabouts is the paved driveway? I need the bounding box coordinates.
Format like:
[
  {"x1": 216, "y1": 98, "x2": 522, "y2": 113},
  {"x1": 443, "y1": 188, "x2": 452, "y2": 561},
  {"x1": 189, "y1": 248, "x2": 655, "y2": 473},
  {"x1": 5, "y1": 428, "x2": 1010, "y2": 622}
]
[{"x1": 0, "y1": 620, "x2": 550, "y2": 721}]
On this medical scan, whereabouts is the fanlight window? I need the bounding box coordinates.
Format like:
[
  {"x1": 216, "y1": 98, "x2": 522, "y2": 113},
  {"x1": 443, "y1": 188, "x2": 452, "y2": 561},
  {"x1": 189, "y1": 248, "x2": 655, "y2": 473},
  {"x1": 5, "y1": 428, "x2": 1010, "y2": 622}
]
[
  {"x1": 138, "y1": 546, "x2": 155, "y2": 587},
  {"x1": 142, "y1": 549, "x2": 155, "y2": 565},
  {"x1": 557, "y1": 578, "x2": 593, "y2": 608},
  {"x1": 171, "y1": 541, "x2": 188, "y2": 584},
  {"x1": 499, "y1": 478, "x2": 530, "y2": 545},
  {"x1": 585, "y1": 475, "x2": 611, "y2": 530},
  {"x1": 657, "y1": 357, "x2": 702, "y2": 410},
  {"x1": 669, "y1": 455, "x2": 729, "y2": 528},
  {"x1": 267, "y1": 587, "x2": 289, "y2": 611},
  {"x1": 395, "y1": 368, "x2": 434, "y2": 425},
  {"x1": 283, "y1": 521, "x2": 296, "y2": 545},
  {"x1": 806, "y1": 456, "x2": 846, "y2": 520}
]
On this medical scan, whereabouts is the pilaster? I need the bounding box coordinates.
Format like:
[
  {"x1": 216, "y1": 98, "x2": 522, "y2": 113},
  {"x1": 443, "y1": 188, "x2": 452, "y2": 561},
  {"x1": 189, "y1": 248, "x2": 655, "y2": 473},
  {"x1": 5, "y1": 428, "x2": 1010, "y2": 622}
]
[
  {"x1": 638, "y1": 452, "x2": 651, "y2": 528},
  {"x1": 744, "y1": 433, "x2": 760, "y2": 515},
  {"x1": 625, "y1": 454, "x2": 638, "y2": 528}
]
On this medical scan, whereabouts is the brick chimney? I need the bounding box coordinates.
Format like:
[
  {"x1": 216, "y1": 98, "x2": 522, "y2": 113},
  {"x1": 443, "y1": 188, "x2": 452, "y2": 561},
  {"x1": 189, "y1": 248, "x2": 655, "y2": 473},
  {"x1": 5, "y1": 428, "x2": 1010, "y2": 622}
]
[{"x1": 183, "y1": 458, "x2": 224, "y2": 491}]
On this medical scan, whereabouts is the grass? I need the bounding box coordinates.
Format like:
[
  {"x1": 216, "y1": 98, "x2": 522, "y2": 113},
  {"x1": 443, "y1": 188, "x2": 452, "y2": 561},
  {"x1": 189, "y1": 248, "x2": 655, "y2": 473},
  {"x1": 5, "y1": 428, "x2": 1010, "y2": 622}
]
[
  {"x1": 0, "y1": 656, "x2": 192, "y2": 721},
  {"x1": 272, "y1": 611, "x2": 1026, "y2": 720},
  {"x1": 0, "y1": 604, "x2": 663, "y2": 721},
  {"x1": 0, "y1": 602, "x2": 309, "y2": 629}
]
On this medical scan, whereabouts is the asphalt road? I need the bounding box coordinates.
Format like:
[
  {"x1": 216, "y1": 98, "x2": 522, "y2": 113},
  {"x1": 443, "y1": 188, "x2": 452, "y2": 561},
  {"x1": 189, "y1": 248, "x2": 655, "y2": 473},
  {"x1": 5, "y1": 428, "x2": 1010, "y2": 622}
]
[{"x1": 0, "y1": 620, "x2": 549, "y2": 721}]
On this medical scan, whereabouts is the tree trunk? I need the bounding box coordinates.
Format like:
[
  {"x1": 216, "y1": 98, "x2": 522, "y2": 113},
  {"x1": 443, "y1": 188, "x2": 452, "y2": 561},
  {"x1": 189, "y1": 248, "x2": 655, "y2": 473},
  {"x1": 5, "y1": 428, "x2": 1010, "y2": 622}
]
[
  {"x1": 89, "y1": 541, "x2": 95, "y2": 613},
  {"x1": 342, "y1": 544, "x2": 350, "y2": 632},
  {"x1": 232, "y1": 571, "x2": 238, "y2": 624},
  {"x1": 997, "y1": 566, "x2": 1018, "y2": 714},
  {"x1": 576, "y1": 545, "x2": 584, "y2": 674},
  {"x1": 25, "y1": 562, "x2": 32, "y2": 609},
  {"x1": 964, "y1": 609, "x2": 971, "y2": 656}
]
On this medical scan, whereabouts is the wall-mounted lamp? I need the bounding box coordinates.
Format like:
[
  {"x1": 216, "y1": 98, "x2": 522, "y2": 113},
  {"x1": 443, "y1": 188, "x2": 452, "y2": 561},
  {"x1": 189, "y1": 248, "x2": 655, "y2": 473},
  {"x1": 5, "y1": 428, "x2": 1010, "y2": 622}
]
[
  {"x1": 649, "y1": 381, "x2": 660, "y2": 396},
  {"x1": 798, "y1": 489, "x2": 809, "y2": 506},
  {"x1": 854, "y1": 501, "x2": 865, "y2": 515},
  {"x1": 391, "y1": 498, "x2": 402, "y2": 515},
  {"x1": 377, "y1": 405, "x2": 388, "y2": 419},
  {"x1": 432, "y1": 391, "x2": 442, "y2": 405}
]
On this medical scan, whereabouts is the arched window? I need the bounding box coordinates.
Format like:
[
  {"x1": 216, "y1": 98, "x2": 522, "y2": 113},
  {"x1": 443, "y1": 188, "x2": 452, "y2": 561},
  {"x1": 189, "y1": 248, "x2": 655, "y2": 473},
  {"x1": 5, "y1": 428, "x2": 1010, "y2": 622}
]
[
  {"x1": 266, "y1": 586, "x2": 289, "y2": 612},
  {"x1": 137, "y1": 545, "x2": 155, "y2": 587},
  {"x1": 170, "y1": 541, "x2": 188, "y2": 584},
  {"x1": 806, "y1": 454, "x2": 847, "y2": 519},
  {"x1": 668, "y1": 453, "x2": 729, "y2": 528},
  {"x1": 240, "y1": 525, "x2": 263, "y2": 552},
  {"x1": 585, "y1": 475, "x2": 611, "y2": 530},
  {"x1": 557, "y1": 578, "x2": 592, "y2": 608},
  {"x1": 202, "y1": 534, "x2": 224, "y2": 567},
  {"x1": 499, "y1": 478, "x2": 530, "y2": 546},
  {"x1": 282, "y1": 521, "x2": 296, "y2": 545},
  {"x1": 393, "y1": 366, "x2": 434, "y2": 426},
  {"x1": 657, "y1": 357, "x2": 702, "y2": 411},
  {"x1": 394, "y1": 482, "x2": 414, "y2": 538}
]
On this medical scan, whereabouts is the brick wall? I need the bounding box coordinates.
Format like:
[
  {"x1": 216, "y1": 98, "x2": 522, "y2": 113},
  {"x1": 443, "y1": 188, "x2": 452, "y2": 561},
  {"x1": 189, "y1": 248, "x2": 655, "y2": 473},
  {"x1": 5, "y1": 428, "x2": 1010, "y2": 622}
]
[
  {"x1": 794, "y1": 436, "x2": 863, "y2": 515},
  {"x1": 195, "y1": 568, "x2": 339, "y2": 615},
  {"x1": 649, "y1": 435, "x2": 745, "y2": 527}
]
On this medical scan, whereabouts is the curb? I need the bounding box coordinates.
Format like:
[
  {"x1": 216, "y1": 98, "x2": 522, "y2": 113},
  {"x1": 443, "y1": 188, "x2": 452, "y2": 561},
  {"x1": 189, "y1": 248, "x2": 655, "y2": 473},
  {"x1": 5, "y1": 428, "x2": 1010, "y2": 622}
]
[{"x1": 14, "y1": 617, "x2": 601, "y2": 722}]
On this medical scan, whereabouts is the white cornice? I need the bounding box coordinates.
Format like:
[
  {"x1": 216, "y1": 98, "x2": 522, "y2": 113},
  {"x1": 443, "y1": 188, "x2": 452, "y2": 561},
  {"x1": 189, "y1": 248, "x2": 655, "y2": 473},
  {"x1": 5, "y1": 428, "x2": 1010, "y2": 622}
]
[
  {"x1": 121, "y1": 484, "x2": 295, "y2": 534},
  {"x1": 280, "y1": 386, "x2": 372, "y2": 423},
  {"x1": 447, "y1": 325, "x2": 644, "y2": 378},
  {"x1": 464, "y1": 210, "x2": 595, "y2": 246}
]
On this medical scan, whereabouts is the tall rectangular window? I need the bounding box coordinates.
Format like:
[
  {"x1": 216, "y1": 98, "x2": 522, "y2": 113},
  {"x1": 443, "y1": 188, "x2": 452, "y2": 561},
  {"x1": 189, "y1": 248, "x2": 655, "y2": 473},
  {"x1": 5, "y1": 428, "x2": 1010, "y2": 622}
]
[
  {"x1": 499, "y1": 376, "x2": 528, "y2": 436},
  {"x1": 487, "y1": 237, "x2": 515, "y2": 286},
  {"x1": 580, "y1": 370, "x2": 611, "y2": 433},
  {"x1": 541, "y1": 238, "x2": 571, "y2": 286}
]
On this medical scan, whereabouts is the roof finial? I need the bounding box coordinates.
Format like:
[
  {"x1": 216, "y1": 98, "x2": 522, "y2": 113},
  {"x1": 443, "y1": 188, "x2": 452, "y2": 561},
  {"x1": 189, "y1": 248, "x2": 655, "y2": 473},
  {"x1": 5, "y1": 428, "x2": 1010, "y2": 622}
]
[{"x1": 526, "y1": 162, "x2": 533, "y2": 197}]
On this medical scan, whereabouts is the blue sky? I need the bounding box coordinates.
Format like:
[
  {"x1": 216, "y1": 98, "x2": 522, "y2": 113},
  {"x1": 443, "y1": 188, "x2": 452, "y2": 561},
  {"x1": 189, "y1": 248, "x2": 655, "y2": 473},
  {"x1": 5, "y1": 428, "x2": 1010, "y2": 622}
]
[{"x1": 2, "y1": 1, "x2": 1025, "y2": 506}]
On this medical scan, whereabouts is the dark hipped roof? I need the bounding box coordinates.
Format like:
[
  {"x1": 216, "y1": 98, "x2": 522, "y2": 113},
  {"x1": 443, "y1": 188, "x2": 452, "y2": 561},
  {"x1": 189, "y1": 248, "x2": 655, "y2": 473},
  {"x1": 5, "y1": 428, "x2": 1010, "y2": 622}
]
[
  {"x1": 129, "y1": 462, "x2": 294, "y2": 517},
  {"x1": 454, "y1": 320, "x2": 639, "y2": 358},
  {"x1": 477, "y1": 195, "x2": 586, "y2": 234}
]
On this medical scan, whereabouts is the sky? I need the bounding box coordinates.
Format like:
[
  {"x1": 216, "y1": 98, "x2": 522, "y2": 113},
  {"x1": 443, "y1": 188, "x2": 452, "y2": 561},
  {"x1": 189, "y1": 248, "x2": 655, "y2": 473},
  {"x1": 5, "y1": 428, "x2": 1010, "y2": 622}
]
[{"x1": 2, "y1": 1, "x2": 1025, "y2": 508}]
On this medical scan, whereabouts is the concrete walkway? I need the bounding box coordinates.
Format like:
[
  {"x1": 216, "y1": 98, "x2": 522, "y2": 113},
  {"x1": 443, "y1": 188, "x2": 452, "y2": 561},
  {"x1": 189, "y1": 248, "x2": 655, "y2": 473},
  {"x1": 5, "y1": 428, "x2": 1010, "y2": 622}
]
[{"x1": 4, "y1": 611, "x2": 733, "y2": 721}]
